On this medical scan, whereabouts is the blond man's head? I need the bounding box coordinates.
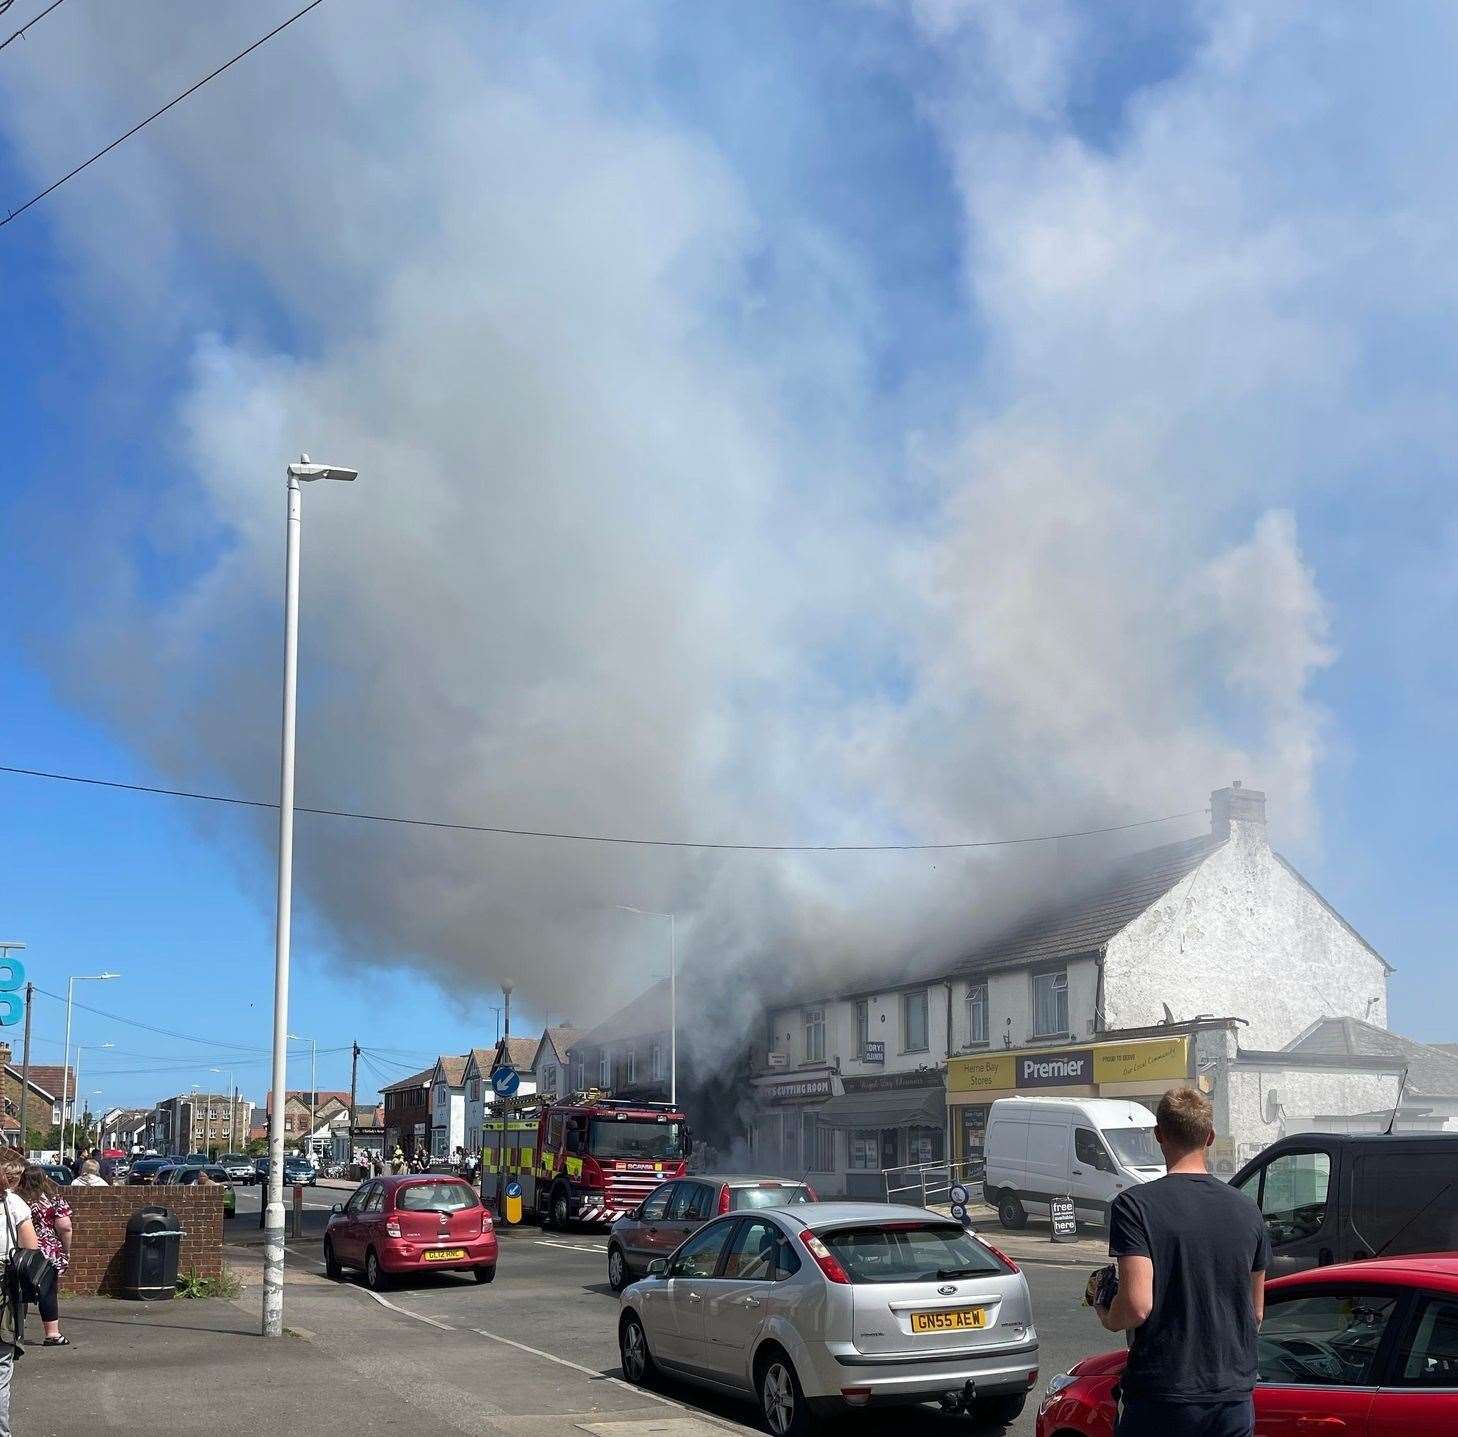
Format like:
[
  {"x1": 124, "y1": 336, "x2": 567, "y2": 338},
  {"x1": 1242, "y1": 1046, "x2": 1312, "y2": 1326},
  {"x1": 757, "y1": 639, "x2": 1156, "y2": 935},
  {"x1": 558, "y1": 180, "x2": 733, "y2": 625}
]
[{"x1": 1155, "y1": 1086, "x2": 1215, "y2": 1159}]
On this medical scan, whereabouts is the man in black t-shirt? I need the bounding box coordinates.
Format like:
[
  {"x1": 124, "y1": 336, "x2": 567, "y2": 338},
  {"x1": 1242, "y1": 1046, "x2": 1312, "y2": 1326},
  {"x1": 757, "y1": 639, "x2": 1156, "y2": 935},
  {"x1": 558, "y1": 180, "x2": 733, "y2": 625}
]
[{"x1": 1095, "y1": 1086, "x2": 1270, "y2": 1437}]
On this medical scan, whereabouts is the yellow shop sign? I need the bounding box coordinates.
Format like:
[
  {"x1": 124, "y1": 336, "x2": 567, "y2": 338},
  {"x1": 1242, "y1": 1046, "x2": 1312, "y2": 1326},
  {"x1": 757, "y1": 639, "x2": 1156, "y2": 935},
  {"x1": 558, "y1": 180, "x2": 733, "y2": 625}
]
[{"x1": 949, "y1": 1035, "x2": 1188, "y2": 1095}]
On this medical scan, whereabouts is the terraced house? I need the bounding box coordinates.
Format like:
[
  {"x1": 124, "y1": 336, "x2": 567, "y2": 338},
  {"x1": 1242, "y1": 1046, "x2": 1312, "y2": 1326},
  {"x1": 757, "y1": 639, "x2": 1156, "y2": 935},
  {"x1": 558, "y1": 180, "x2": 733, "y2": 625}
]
[{"x1": 750, "y1": 784, "x2": 1402, "y2": 1194}]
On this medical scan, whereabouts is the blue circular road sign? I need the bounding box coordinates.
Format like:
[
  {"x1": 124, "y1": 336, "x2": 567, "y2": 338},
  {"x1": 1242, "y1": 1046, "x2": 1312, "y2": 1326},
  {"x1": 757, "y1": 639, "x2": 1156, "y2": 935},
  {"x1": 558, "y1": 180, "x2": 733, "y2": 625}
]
[{"x1": 490, "y1": 1065, "x2": 520, "y2": 1097}]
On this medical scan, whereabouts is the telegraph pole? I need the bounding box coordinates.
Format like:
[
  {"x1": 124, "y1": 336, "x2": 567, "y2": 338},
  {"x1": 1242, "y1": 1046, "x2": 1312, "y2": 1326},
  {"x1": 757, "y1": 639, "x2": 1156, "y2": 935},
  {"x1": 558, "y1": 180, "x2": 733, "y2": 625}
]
[
  {"x1": 18, "y1": 982, "x2": 33, "y2": 1151},
  {"x1": 348, "y1": 1041, "x2": 360, "y2": 1163}
]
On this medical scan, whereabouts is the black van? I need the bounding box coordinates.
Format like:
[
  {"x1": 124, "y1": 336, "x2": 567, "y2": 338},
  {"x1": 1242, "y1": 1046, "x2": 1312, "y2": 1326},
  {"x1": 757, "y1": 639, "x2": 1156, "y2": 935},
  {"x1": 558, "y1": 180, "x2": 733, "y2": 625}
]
[{"x1": 1230, "y1": 1132, "x2": 1458, "y2": 1277}]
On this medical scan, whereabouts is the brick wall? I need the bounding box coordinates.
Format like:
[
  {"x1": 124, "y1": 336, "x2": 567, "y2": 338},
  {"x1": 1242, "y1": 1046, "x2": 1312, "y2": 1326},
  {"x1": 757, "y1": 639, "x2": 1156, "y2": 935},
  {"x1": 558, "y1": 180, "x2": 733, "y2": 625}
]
[{"x1": 57, "y1": 1186, "x2": 224, "y2": 1297}]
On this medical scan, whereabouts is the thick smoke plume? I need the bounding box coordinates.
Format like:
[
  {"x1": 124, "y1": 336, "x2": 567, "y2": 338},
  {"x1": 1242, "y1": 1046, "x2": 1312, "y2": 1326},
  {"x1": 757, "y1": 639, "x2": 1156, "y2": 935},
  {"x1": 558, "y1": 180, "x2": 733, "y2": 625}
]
[{"x1": 8, "y1": 1, "x2": 1410, "y2": 1061}]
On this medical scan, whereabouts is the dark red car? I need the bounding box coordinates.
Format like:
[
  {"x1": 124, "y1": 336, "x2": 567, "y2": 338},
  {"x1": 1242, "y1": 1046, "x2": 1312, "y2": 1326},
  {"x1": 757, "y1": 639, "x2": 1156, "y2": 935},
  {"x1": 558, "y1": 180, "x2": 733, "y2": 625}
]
[
  {"x1": 323, "y1": 1175, "x2": 497, "y2": 1290},
  {"x1": 1037, "y1": 1254, "x2": 1458, "y2": 1437}
]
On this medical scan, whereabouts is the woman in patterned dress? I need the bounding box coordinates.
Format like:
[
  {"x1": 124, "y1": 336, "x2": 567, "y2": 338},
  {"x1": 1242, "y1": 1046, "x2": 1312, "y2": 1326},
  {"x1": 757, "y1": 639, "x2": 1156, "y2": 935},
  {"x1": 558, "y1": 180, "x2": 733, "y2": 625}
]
[{"x1": 16, "y1": 1166, "x2": 70, "y2": 1346}]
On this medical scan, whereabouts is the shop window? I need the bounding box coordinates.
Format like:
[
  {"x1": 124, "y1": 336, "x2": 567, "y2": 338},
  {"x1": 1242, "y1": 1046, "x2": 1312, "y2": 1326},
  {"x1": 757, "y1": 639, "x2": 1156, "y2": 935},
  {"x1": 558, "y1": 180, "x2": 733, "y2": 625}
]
[
  {"x1": 965, "y1": 982, "x2": 988, "y2": 1046},
  {"x1": 909, "y1": 1125, "x2": 942, "y2": 1166},
  {"x1": 849, "y1": 1129, "x2": 879, "y2": 1170},
  {"x1": 781, "y1": 1111, "x2": 801, "y2": 1171},
  {"x1": 903, "y1": 989, "x2": 929, "y2": 1053},
  {"x1": 854, "y1": 999, "x2": 870, "y2": 1058},
  {"x1": 1031, "y1": 970, "x2": 1069, "y2": 1037},
  {"x1": 803, "y1": 1008, "x2": 825, "y2": 1064}
]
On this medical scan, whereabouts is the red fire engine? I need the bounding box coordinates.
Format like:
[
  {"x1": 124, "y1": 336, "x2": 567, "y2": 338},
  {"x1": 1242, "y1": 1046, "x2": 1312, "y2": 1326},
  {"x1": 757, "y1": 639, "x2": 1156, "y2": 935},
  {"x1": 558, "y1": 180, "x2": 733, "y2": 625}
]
[{"x1": 530, "y1": 1095, "x2": 691, "y2": 1227}]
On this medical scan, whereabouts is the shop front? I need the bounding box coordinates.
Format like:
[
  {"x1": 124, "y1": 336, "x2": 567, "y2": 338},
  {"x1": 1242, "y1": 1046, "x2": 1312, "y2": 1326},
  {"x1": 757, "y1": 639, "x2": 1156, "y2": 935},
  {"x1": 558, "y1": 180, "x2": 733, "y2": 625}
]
[
  {"x1": 747, "y1": 1071, "x2": 835, "y2": 1179},
  {"x1": 813, "y1": 1069, "x2": 946, "y2": 1198},
  {"x1": 946, "y1": 1033, "x2": 1192, "y2": 1164}
]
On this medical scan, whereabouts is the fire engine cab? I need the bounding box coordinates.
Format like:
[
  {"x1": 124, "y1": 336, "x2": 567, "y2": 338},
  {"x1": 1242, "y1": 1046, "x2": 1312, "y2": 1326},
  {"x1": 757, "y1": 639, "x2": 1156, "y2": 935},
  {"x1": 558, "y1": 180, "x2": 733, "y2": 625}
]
[{"x1": 531, "y1": 1095, "x2": 691, "y2": 1227}]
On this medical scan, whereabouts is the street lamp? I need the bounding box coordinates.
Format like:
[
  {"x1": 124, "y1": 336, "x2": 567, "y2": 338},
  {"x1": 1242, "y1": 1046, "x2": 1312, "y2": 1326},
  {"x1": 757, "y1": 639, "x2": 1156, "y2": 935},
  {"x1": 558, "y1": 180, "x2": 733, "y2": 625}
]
[
  {"x1": 66, "y1": 1042, "x2": 113, "y2": 1156},
  {"x1": 264, "y1": 453, "x2": 356, "y2": 1341},
  {"x1": 61, "y1": 972, "x2": 120, "y2": 1157},
  {"x1": 287, "y1": 1034, "x2": 316, "y2": 1160},
  {"x1": 615, "y1": 907, "x2": 676, "y2": 1105}
]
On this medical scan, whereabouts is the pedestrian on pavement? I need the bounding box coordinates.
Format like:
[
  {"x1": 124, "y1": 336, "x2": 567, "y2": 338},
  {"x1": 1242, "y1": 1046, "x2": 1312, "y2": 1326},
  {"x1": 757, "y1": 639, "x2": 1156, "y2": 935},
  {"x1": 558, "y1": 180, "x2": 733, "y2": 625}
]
[
  {"x1": 0, "y1": 1149, "x2": 43, "y2": 1434},
  {"x1": 390, "y1": 1146, "x2": 406, "y2": 1175},
  {"x1": 1094, "y1": 1086, "x2": 1269, "y2": 1437},
  {"x1": 16, "y1": 1166, "x2": 70, "y2": 1348},
  {"x1": 69, "y1": 1160, "x2": 107, "y2": 1188}
]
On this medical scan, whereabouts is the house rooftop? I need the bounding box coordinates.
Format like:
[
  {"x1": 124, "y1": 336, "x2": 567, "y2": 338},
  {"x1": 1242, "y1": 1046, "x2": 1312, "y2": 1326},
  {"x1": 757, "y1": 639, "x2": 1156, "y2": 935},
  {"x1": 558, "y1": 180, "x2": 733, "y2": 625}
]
[
  {"x1": 1285, "y1": 1017, "x2": 1458, "y2": 1098},
  {"x1": 378, "y1": 1066, "x2": 435, "y2": 1094}
]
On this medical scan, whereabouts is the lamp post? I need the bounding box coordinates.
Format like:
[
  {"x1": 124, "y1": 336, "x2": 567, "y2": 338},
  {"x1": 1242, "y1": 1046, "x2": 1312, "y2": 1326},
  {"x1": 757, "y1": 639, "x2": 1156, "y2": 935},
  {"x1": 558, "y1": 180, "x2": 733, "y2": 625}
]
[
  {"x1": 264, "y1": 454, "x2": 356, "y2": 1340},
  {"x1": 66, "y1": 1042, "x2": 113, "y2": 1156},
  {"x1": 287, "y1": 1034, "x2": 317, "y2": 1161},
  {"x1": 61, "y1": 972, "x2": 120, "y2": 1157},
  {"x1": 615, "y1": 907, "x2": 676, "y2": 1105}
]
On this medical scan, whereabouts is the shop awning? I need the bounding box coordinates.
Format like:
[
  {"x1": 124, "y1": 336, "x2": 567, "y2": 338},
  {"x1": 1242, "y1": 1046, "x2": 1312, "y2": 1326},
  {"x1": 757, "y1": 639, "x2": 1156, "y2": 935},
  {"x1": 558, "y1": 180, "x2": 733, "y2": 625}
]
[{"x1": 813, "y1": 1086, "x2": 945, "y2": 1130}]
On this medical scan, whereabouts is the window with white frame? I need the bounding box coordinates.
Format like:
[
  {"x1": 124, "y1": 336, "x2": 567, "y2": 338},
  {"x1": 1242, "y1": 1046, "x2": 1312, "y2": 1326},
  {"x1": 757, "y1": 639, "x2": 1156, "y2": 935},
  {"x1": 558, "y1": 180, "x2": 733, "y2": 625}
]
[
  {"x1": 650, "y1": 1041, "x2": 664, "y2": 1079},
  {"x1": 1032, "y1": 969, "x2": 1069, "y2": 1037},
  {"x1": 902, "y1": 989, "x2": 929, "y2": 1052},
  {"x1": 627, "y1": 1048, "x2": 638, "y2": 1084},
  {"x1": 803, "y1": 1007, "x2": 825, "y2": 1064},
  {"x1": 571, "y1": 1058, "x2": 584, "y2": 1091},
  {"x1": 854, "y1": 999, "x2": 869, "y2": 1058},
  {"x1": 965, "y1": 982, "x2": 988, "y2": 1046},
  {"x1": 467, "y1": 1077, "x2": 479, "y2": 1102},
  {"x1": 540, "y1": 1064, "x2": 556, "y2": 1096},
  {"x1": 600, "y1": 1050, "x2": 612, "y2": 1087}
]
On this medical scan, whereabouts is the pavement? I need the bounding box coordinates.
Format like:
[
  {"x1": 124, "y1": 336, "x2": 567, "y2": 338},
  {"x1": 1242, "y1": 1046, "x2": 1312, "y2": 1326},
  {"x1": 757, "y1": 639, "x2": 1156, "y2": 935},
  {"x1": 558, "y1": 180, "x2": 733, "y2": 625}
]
[{"x1": 16, "y1": 1202, "x2": 1114, "y2": 1436}]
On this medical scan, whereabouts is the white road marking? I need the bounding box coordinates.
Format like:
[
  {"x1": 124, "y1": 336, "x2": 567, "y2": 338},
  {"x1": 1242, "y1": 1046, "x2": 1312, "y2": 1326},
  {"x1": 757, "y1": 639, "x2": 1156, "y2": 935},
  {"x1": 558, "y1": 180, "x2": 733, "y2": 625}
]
[
  {"x1": 354, "y1": 1285, "x2": 457, "y2": 1331},
  {"x1": 535, "y1": 1238, "x2": 608, "y2": 1254}
]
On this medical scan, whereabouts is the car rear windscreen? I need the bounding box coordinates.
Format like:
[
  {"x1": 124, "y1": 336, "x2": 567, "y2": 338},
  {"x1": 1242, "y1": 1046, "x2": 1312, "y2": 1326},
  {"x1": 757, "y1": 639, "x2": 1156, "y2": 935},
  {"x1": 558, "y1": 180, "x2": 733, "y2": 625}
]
[
  {"x1": 732, "y1": 1185, "x2": 812, "y2": 1210},
  {"x1": 396, "y1": 1181, "x2": 478, "y2": 1213},
  {"x1": 819, "y1": 1222, "x2": 1008, "y2": 1283}
]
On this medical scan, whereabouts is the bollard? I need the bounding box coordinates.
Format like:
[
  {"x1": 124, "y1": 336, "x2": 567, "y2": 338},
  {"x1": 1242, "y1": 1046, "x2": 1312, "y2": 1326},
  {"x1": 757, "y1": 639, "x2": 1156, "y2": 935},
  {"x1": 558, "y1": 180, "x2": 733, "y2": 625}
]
[{"x1": 290, "y1": 1183, "x2": 304, "y2": 1239}]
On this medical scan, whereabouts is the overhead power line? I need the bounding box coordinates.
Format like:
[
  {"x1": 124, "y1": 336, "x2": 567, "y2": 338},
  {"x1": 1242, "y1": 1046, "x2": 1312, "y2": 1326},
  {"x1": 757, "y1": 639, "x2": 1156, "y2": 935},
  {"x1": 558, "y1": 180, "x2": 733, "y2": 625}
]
[
  {"x1": 0, "y1": 763, "x2": 1203, "y2": 854},
  {"x1": 31, "y1": 984, "x2": 269, "y2": 1052},
  {"x1": 1, "y1": 0, "x2": 328, "y2": 229},
  {"x1": 0, "y1": 0, "x2": 66, "y2": 54}
]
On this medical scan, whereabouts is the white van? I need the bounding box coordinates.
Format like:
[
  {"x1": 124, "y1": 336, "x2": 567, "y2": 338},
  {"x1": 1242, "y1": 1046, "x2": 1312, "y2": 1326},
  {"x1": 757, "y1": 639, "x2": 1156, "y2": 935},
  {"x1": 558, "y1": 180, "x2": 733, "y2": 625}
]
[{"x1": 982, "y1": 1096, "x2": 1165, "y2": 1229}]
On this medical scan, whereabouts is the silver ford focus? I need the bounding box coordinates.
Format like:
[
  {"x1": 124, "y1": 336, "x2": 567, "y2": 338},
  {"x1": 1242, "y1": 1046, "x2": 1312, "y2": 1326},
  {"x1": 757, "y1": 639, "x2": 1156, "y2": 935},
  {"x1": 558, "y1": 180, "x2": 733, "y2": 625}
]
[{"x1": 617, "y1": 1201, "x2": 1038, "y2": 1434}]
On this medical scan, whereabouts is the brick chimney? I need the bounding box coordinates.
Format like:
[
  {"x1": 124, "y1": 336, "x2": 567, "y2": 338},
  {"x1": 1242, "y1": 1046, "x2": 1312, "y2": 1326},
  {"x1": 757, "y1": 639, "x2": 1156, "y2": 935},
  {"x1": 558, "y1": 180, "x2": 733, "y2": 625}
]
[
  {"x1": 1211, "y1": 781, "x2": 1267, "y2": 842},
  {"x1": 0, "y1": 1043, "x2": 10, "y2": 1070}
]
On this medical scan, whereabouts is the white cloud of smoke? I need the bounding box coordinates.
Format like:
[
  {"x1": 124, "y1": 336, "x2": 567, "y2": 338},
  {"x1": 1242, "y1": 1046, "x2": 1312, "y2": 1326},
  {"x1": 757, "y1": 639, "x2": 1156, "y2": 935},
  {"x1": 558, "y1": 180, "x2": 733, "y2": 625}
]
[{"x1": 9, "y1": 0, "x2": 1449, "y2": 1054}]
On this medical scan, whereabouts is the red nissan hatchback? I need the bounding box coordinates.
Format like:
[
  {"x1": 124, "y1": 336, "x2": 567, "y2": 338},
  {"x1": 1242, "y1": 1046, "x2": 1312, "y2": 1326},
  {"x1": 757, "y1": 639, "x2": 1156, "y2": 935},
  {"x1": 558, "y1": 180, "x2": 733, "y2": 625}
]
[
  {"x1": 324, "y1": 1175, "x2": 497, "y2": 1289},
  {"x1": 1037, "y1": 1255, "x2": 1458, "y2": 1437}
]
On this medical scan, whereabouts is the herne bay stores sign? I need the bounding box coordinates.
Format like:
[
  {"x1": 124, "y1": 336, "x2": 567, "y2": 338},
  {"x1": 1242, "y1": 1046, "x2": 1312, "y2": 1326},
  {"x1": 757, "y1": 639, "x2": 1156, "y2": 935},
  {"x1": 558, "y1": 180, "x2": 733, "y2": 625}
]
[{"x1": 947, "y1": 1035, "x2": 1189, "y2": 1095}]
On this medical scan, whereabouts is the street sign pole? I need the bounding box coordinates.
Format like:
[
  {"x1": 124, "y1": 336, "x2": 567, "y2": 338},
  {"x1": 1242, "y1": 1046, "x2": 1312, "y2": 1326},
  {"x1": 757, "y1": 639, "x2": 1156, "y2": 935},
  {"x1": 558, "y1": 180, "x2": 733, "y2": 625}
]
[{"x1": 18, "y1": 982, "x2": 33, "y2": 1152}]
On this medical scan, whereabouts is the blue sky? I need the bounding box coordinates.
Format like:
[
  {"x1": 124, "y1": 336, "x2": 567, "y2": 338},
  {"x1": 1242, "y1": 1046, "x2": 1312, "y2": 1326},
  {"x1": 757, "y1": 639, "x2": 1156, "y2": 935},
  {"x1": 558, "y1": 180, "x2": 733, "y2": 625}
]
[{"x1": 2, "y1": 1, "x2": 1457, "y2": 1111}]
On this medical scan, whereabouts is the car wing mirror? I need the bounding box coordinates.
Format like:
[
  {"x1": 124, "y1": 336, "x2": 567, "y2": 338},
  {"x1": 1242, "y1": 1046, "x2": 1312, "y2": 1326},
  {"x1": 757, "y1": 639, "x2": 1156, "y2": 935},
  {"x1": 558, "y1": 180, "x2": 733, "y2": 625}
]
[
  {"x1": 647, "y1": 1258, "x2": 667, "y2": 1278},
  {"x1": 331, "y1": 1202, "x2": 344, "y2": 1214}
]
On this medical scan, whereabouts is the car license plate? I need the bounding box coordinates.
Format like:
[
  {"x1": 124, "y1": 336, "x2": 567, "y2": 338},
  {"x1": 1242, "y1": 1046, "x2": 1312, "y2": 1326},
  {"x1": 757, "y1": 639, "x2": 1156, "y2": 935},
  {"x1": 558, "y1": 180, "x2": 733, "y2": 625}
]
[
  {"x1": 910, "y1": 1307, "x2": 987, "y2": 1333},
  {"x1": 423, "y1": 1248, "x2": 466, "y2": 1262}
]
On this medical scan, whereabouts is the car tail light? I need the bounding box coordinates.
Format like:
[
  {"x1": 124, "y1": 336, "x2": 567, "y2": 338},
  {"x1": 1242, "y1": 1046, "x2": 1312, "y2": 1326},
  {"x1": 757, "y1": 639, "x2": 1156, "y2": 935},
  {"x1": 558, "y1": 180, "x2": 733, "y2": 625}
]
[
  {"x1": 718, "y1": 1184, "x2": 732, "y2": 1214},
  {"x1": 799, "y1": 1230, "x2": 850, "y2": 1284},
  {"x1": 385, "y1": 1219, "x2": 402, "y2": 1238},
  {"x1": 804, "y1": 1183, "x2": 818, "y2": 1201},
  {"x1": 977, "y1": 1237, "x2": 1020, "y2": 1274},
  {"x1": 840, "y1": 1387, "x2": 871, "y2": 1406},
  {"x1": 480, "y1": 1211, "x2": 493, "y2": 1234}
]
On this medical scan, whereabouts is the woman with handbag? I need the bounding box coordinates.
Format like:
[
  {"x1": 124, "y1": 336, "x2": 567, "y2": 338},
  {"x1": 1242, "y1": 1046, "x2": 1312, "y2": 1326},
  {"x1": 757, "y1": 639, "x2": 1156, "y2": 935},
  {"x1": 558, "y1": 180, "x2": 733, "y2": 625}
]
[
  {"x1": 16, "y1": 1167, "x2": 70, "y2": 1346},
  {"x1": 0, "y1": 1150, "x2": 41, "y2": 1437}
]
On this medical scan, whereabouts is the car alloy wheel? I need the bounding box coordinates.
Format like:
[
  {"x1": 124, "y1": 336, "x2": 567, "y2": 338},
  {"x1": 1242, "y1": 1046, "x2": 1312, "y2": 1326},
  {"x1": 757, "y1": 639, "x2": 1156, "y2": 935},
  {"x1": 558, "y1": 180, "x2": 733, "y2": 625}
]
[
  {"x1": 365, "y1": 1249, "x2": 384, "y2": 1290},
  {"x1": 607, "y1": 1246, "x2": 627, "y2": 1292},
  {"x1": 761, "y1": 1359, "x2": 798, "y2": 1436},
  {"x1": 620, "y1": 1315, "x2": 651, "y2": 1384}
]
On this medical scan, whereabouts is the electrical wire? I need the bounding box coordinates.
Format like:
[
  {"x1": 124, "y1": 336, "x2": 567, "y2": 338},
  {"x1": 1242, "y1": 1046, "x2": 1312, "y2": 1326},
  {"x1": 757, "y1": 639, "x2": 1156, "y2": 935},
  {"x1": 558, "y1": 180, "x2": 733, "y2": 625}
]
[
  {"x1": 30, "y1": 984, "x2": 269, "y2": 1052},
  {"x1": 0, "y1": 764, "x2": 1203, "y2": 854},
  {"x1": 1, "y1": 0, "x2": 328, "y2": 228},
  {"x1": 0, "y1": 0, "x2": 65, "y2": 53}
]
